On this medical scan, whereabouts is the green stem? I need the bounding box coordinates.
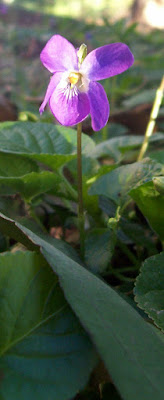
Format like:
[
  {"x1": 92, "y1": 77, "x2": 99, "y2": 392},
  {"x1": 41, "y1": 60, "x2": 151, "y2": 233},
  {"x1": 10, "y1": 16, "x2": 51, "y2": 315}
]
[
  {"x1": 103, "y1": 265, "x2": 139, "y2": 277},
  {"x1": 27, "y1": 204, "x2": 47, "y2": 233},
  {"x1": 118, "y1": 240, "x2": 139, "y2": 267},
  {"x1": 113, "y1": 272, "x2": 135, "y2": 282},
  {"x1": 77, "y1": 123, "x2": 85, "y2": 258},
  {"x1": 138, "y1": 75, "x2": 164, "y2": 161},
  {"x1": 115, "y1": 266, "x2": 139, "y2": 272},
  {"x1": 109, "y1": 268, "x2": 135, "y2": 282},
  {"x1": 120, "y1": 198, "x2": 133, "y2": 214}
]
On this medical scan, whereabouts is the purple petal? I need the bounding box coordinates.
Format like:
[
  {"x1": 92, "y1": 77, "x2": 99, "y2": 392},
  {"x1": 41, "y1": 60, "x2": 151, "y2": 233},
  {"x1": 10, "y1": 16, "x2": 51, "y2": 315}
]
[
  {"x1": 39, "y1": 72, "x2": 63, "y2": 114},
  {"x1": 81, "y1": 43, "x2": 134, "y2": 81},
  {"x1": 88, "y1": 82, "x2": 109, "y2": 131},
  {"x1": 49, "y1": 85, "x2": 90, "y2": 126},
  {"x1": 40, "y1": 35, "x2": 78, "y2": 73}
]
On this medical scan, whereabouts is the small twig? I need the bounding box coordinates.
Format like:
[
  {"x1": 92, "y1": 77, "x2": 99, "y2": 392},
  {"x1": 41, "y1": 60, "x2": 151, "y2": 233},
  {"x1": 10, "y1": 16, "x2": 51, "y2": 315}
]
[{"x1": 138, "y1": 76, "x2": 164, "y2": 161}]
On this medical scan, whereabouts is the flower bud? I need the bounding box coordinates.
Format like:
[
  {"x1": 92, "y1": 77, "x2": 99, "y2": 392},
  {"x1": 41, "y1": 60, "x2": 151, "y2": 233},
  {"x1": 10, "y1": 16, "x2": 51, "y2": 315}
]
[{"x1": 77, "y1": 44, "x2": 87, "y2": 65}]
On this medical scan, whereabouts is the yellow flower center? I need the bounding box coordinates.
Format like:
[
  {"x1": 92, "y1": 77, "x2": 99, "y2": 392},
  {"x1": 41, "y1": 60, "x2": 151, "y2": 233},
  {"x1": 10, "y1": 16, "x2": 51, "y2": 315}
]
[{"x1": 68, "y1": 72, "x2": 82, "y2": 86}]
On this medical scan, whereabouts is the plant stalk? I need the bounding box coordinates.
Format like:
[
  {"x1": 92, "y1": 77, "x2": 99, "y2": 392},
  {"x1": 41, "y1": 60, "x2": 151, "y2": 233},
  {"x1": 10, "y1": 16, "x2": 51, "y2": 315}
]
[
  {"x1": 77, "y1": 122, "x2": 85, "y2": 258},
  {"x1": 138, "y1": 75, "x2": 164, "y2": 161}
]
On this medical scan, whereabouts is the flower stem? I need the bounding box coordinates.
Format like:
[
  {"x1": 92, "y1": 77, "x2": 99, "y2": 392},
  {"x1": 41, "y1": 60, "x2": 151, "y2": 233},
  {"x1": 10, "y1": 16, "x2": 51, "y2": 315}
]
[
  {"x1": 138, "y1": 75, "x2": 164, "y2": 161},
  {"x1": 77, "y1": 122, "x2": 85, "y2": 258}
]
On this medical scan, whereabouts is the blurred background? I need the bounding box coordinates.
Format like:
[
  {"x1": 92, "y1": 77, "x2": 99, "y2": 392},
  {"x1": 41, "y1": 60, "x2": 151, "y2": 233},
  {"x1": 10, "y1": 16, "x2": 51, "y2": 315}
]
[{"x1": 0, "y1": 0, "x2": 164, "y2": 135}]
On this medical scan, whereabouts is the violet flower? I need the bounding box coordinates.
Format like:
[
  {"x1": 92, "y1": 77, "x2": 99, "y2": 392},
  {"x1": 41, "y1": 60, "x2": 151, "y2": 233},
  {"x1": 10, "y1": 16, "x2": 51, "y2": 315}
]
[{"x1": 39, "y1": 35, "x2": 134, "y2": 131}]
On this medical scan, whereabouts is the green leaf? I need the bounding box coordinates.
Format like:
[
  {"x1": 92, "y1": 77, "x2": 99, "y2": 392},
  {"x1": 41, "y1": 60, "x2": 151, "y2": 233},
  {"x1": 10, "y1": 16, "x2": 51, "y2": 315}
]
[
  {"x1": 85, "y1": 228, "x2": 116, "y2": 274},
  {"x1": 150, "y1": 149, "x2": 164, "y2": 164},
  {"x1": 89, "y1": 159, "x2": 162, "y2": 206},
  {"x1": 0, "y1": 171, "x2": 61, "y2": 201},
  {"x1": 91, "y1": 135, "x2": 144, "y2": 162},
  {"x1": 119, "y1": 219, "x2": 157, "y2": 254},
  {"x1": 83, "y1": 166, "x2": 116, "y2": 218},
  {"x1": 123, "y1": 89, "x2": 156, "y2": 107},
  {"x1": 153, "y1": 176, "x2": 164, "y2": 195},
  {"x1": 120, "y1": 133, "x2": 164, "y2": 156},
  {"x1": 0, "y1": 153, "x2": 38, "y2": 176},
  {"x1": 0, "y1": 197, "x2": 25, "y2": 220},
  {"x1": 130, "y1": 181, "x2": 164, "y2": 240},
  {"x1": 0, "y1": 251, "x2": 97, "y2": 400},
  {"x1": 134, "y1": 252, "x2": 164, "y2": 332},
  {"x1": 0, "y1": 122, "x2": 95, "y2": 170},
  {"x1": 66, "y1": 156, "x2": 99, "y2": 178},
  {"x1": 0, "y1": 213, "x2": 164, "y2": 400},
  {"x1": 98, "y1": 196, "x2": 116, "y2": 217},
  {"x1": 93, "y1": 123, "x2": 128, "y2": 144}
]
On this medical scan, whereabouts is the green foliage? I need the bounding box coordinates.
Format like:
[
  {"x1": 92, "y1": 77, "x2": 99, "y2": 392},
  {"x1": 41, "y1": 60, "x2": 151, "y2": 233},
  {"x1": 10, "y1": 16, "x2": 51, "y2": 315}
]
[
  {"x1": 0, "y1": 171, "x2": 61, "y2": 201},
  {"x1": 0, "y1": 214, "x2": 164, "y2": 400},
  {"x1": 0, "y1": 251, "x2": 97, "y2": 400},
  {"x1": 1, "y1": 7, "x2": 164, "y2": 398},
  {"x1": 89, "y1": 158, "x2": 162, "y2": 206},
  {"x1": 85, "y1": 228, "x2": 116, "y2": 274},
  {"x1": 0, "y1": 122, "x2": 97, "y2": 204},
  {"x1": 153, "y1": 176, "x2": 164, "y2": 195},
  {"x1": 0, "y1": 153, "x2": 38, "y2": 176},
  {"x1": 150, "y1": 149, "x2": 164, "y2": 164},
  {"x1": 0, "y1": 120, "x2": 163, "y2": 400},
  {"x1": 123, "y1": 89, "x2": 156, "y2": 108},
  {"x1": 135, "y1": 252, "x2": 164, "y2": 332},
  {"x1": 92, "y1": 135, "x2": 144, "y2": 162},
  {"x1": 130, "y1": 180, "x2": 164, "y2": 240},
  {"x1": 0, "y1": 122, "x2": 95, "y2": 170},
  {"x1": 119, "y1": 219, "x2": 157, "y2": 255}
]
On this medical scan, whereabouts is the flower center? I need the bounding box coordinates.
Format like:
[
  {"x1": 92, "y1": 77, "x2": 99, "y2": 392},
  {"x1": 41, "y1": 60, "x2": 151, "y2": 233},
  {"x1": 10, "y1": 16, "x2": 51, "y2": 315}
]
[{"x1": 68, "y1": 72, "x2": 82, "y2": 87}]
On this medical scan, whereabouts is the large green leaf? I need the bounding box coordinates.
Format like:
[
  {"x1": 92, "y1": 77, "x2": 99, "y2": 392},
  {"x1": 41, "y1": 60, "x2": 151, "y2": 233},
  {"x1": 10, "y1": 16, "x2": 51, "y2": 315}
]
[
  {"x1": 0, "y1": 251, "x2": 97, "y2": 400},
  {"x1": 0, "y1": 153, "x2": 38, "y2": 176},
  {"x1": 0, "y1": 122, "x2": 95, "y2": 170},
  {"x1": 91, "y1": 133, "x2": 164, "y2": 163},
  {"x1": 0, "y1": 171, "x2": 61, "y2": 201},
  {"x1": 0, "y1": 213, "x2": 164, "y2": 400},
  {"x1": 91, "y1": 135, "x2": 144, "y2": 162},
  {"x1": 89, "y1": 158, "x2": 162, "y2": 206},
  {"x1": 130, "y1": 181, "x2": 164, "y2": 240},
  {"x1": 120, "y1": 133, "x2": 164, "y2": 158},
  {"x1": 134, "y1": 252, "x2": 164, "y2": 332}
]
